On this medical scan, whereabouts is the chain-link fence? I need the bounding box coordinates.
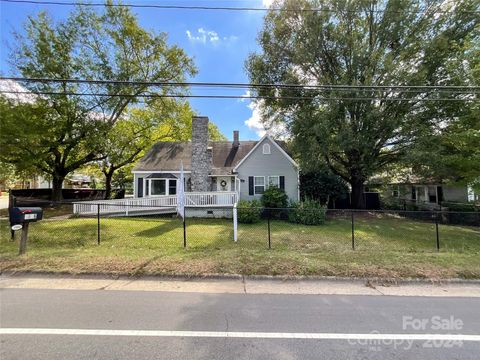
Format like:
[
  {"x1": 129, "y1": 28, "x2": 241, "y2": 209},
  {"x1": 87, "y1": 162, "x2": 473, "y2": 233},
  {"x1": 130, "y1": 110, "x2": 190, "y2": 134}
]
[{"x1": 2, "y1": 203, "x2": 479, "y2": 255}]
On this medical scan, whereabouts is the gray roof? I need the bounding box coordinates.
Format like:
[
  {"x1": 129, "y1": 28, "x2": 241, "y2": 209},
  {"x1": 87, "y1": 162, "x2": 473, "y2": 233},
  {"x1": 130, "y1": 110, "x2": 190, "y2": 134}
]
[{"x1": 133, "y1": 140, "x2": 289, "y2": 175}]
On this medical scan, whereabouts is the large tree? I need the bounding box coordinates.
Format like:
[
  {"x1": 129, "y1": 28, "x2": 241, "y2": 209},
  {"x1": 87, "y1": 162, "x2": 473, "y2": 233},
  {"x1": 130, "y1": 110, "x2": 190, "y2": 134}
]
[
  {"x1": 247, "y1": 0, "x2": 478, "y2": 208},
  {"x1": 1, "y1": 2, "x2": 196, "y2": 200},
  {"x1": 407, "y1": 39, "x2": 480, "y2": 193}
]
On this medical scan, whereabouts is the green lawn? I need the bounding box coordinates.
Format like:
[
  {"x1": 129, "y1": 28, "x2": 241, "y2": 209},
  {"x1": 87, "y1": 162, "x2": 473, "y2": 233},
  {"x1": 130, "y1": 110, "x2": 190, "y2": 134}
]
[{"x1": 1, "y1": 213, "x2": 479, "y2": 279}]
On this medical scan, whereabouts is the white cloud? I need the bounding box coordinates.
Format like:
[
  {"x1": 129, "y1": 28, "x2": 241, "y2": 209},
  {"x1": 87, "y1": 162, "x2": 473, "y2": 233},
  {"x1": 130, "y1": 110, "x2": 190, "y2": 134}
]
[
  {"x1": 262, "y1": 0, "x2": 284, "y2": 8},
  {"x1": 0, "y1": 79, "x2": 37, "y2": 104},
  {"x1": 186, "y1": 28, "x2": 238, "y2": 45},
  {"x1": 243, "y1": 91, "x2": 288, "y2": 139},
  {"x1": 245, "y1": 99, "x2": 267, "y2": 137}
]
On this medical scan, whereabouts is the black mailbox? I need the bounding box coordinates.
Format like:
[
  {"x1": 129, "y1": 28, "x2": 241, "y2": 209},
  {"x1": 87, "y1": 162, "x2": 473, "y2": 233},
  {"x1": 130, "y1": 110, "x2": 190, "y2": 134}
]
[{"x1": 9, "y1": 207, "x2": 43, "y2": 224}]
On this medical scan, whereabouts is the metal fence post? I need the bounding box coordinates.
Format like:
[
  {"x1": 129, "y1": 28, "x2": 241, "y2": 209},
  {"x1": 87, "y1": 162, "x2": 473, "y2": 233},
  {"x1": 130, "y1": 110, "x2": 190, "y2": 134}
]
[
  {"x1": 97, "y1": 204, "x2": 100, "y2": 245},
  {"x1": 267, "y1": 212, "x2": 271, "y2": 250},
  {"x1": 183, "y1": 206, "x2": 187, "y2": 248},
  {"x1": 435, "y1": 211, "x2": 440, "y2": 251},
  {"x1": 351, "y1": 210, "x2": 355, "y2": 250}
]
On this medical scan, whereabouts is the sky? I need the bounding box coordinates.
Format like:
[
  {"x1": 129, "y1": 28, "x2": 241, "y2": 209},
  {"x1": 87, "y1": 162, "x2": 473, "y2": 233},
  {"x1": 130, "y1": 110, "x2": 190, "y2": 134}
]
[{"x1": 0, "y1": 0, "x2": 277, "y2": 140}]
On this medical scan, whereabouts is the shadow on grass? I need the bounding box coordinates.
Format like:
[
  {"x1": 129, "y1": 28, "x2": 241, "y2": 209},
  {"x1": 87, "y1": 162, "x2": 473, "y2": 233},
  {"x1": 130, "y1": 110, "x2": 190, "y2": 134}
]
[{"x1": 133, "y1": 220, "x2": 183, "y2": 238}]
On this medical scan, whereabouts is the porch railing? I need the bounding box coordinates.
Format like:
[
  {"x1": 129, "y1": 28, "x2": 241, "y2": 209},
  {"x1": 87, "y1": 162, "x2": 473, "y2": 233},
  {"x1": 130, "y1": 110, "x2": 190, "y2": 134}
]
[
  {"x1": 185, "y1": 192, "x2": 238, "y2": 207},
  {"x1": 73, "y1": 191, "x2": 238, "y2": 215}
]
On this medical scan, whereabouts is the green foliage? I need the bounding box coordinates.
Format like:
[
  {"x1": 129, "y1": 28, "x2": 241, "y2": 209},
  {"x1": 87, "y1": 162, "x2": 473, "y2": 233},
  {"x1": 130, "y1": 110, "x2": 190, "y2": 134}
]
[
  {"x1": 441, "y1": 202, "x2": 477, "y2": 212},
  {"x1": 237, "y1": 200, "x2": 262, "y2": 224},
  {"x1": 261, "y1": 187, "x2": 289, "y2": 208},
  {"x1": 300, "y1": 170, "x2": 348, "y2": 205},
  {"x1": 0, "y1": 161, "x2": 42, "y2": 190},
  {"x1": 407, "y1": 102, "x2": 480, "y2": 190},
  {"x1": 1, "y1": 4, "x2": 196, "y2": 199},
  {"x1": 379, "y1": 197, "x2": 415, "y2": 211},
  {"x1": 288, "y1": 199, "x2": 326, "y2": 225},
  {"x1": 247, "y1": 0, "x2": 478, "y2": 208}
]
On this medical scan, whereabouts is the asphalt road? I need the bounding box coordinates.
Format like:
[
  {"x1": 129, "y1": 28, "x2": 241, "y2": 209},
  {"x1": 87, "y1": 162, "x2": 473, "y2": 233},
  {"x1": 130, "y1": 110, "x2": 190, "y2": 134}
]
[{"x1": 1, "y1": 288, "x2": 480, "y2": 359}]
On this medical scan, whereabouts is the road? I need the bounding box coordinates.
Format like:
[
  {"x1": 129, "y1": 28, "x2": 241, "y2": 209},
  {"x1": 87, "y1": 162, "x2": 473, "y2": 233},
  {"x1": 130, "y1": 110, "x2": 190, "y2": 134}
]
[{"x1": 1, "y1": 285, "x2": 480, "y2": 359}]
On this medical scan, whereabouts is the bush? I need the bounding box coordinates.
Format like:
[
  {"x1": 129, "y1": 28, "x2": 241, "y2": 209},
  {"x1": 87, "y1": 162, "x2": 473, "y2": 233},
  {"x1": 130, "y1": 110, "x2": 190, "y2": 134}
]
[
  {"x1": 261, "y1": 187, "x2": 288, "y2": 208},
  {"x1": 288, "y1": 199, "x2": 326, "y2": 225},
  {"x1": 300, "y1": 170, "x2": 348, "y2": 205},
  {"x1": 440, "y1": 201, "x2": 477, "y2": 212},
  {"x1": 237, "y1": 199, "x2": 262, "y2": 224}
]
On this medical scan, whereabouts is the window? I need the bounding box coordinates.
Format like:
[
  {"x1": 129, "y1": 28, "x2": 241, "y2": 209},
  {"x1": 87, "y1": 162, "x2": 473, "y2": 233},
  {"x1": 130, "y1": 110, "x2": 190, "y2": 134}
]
[
  {"x1": 151, "y1": 179, "x2": 166, "y2": 195},
  {"x1": 262, "y1": 143, "x2": 271, "y2": 154},
  {"x1": 146, "y1": 178, "x2": 179, "y2": 196},
  {"x1": 254, "y1": 176, "x2": 265, "y2": 194},
  {"x1": 268, "y1": 176, "x2": 280, "y2": 188},
  {"x1": 392, "y1": 186, "x2": 399, "y2": 198},
  {"x1": 168, "y1": 179, "x2": 177, "y2": 195}
]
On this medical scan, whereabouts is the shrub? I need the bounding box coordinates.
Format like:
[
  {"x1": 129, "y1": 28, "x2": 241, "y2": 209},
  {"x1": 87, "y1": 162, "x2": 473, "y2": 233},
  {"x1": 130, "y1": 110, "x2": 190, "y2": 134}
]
[
  {"x1": 440, "y1": 201, "x2": 477, "y2": 212},
  {"x1": 288, "y1": 199, "x2": 326, "y2": 225},
  {"x1": 300, "y1": 170, "x2": 348, "y2": 205},
  {"x1": 237, "y1": 199, "x2": 262, "y2": 224},
  {"x1": 261, "y1": 187, "x2": 288, "y2": 208}
]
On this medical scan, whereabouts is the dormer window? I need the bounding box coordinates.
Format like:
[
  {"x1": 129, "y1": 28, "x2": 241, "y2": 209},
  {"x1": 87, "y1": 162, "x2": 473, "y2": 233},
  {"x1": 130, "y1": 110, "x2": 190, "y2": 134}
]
[{"x1": 262, "y1": 143, "x2": 271, "y2": 155}]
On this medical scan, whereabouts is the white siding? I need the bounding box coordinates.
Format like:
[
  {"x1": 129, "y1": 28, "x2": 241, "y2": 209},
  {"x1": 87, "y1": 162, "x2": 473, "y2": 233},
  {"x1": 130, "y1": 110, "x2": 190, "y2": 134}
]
[{"x1": 235, "y1": 137, "x2": 299, "y2": 202}]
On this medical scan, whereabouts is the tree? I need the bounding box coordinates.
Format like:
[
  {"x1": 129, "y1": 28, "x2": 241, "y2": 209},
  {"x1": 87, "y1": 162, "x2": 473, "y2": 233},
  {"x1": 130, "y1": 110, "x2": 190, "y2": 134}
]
[
  {"x1": 99, "y1": 99, "x2": 226, "y2": 199},
  {"x1": 300, "y1": 170, "x2": 348, "y2": 207},
  {"x1": 247, "y1": 0, "x2": 478, "y2": 208},
  {"x1": 0, "y1": 161, "x2": 41, "y2": 191},
  {"x1": 1, "y1": 3, "x2": 196, "y2": 200},
  {"x1": 408, "y1": 106, "x2": 480, "y2": 192},
  {"x1": 407, "y1": 40, "x2": 480, "y2": 192}
]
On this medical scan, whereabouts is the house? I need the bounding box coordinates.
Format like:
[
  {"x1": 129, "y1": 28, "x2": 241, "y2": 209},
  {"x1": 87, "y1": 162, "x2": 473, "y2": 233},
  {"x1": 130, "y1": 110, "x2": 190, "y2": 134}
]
[
  {"x1": 378, "y1": 182, "x2": 476, "y2": 208},
  {"x1": 132, "y1": 116, "x2": 299, "y2": 204}
]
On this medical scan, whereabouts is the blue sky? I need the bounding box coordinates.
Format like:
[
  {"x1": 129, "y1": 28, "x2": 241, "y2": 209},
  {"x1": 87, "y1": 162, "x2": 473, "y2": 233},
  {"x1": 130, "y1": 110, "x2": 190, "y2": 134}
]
[{"x1": 0, "y1": 0, "x2": 274, "y2": 140}]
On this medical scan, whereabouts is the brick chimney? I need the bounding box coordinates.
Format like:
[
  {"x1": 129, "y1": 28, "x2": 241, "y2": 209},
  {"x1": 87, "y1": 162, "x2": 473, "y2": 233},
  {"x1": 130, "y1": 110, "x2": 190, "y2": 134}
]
[
  {"x1": 191, "y1": 116, "x2": 211, "y2": 192},
  {"x1": 233, "y1": 130, "x2": 239, "y2": 147}
]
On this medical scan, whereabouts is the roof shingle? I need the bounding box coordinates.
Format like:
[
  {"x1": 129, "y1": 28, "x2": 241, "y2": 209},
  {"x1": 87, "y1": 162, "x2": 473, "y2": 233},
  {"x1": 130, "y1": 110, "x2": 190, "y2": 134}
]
[{"x1": 133, "y1": 140, "x2": 289, "y2": 175}]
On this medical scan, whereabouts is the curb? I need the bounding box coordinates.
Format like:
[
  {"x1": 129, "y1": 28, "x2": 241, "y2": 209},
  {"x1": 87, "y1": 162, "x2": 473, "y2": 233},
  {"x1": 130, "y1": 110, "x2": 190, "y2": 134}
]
[{"x1": 2, "y1": 270, "x2": 480, "y2": 285}]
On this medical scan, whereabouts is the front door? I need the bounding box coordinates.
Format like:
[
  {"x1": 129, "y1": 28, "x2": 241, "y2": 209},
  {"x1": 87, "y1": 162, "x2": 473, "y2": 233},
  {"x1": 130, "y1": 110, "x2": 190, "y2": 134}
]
[{"x1": 217, "y1": 177, "x2": 231, "y2": 191}]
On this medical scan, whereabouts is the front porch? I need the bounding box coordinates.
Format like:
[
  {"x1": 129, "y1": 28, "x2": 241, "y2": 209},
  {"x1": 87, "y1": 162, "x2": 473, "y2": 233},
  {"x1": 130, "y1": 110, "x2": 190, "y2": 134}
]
[{"x1": 73, "y1": 191, "x2": 238, "y2": 216}]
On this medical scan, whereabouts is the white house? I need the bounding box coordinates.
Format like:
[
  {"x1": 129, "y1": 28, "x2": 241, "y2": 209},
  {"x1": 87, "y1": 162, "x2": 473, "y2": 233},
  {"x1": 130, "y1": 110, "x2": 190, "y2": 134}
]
[{"x1": 74, "y1": 116, "x2": 299, "y2": 216}]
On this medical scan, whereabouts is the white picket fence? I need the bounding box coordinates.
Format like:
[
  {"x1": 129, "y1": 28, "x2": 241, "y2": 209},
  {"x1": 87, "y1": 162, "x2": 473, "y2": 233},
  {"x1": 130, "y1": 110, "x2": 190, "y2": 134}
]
[{"x1": 73, "y1": 192, "x2": 238, "y2": 216}]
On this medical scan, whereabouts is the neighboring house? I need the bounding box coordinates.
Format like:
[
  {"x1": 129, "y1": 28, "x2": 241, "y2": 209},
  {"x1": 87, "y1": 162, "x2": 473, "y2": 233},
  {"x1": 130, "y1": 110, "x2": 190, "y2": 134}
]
[
  {"x1": 64, "y1": 174, "x2": 94, "y2": 189},
  {"x1": 6, "y1": 175, "x2": 51, "y2": 190},
  {"x1": 379, "y1": 182, "x2": 476, "y2": 208},
  {"x1": 132, "y1": 116, "x2": 299, "y2": 203}
]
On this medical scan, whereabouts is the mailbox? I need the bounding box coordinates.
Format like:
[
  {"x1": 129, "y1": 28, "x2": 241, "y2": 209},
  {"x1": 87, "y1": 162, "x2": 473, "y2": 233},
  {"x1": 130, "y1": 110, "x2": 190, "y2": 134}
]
[{"x1": 9, "y1": 207, "x2": 43, "y2": 224}]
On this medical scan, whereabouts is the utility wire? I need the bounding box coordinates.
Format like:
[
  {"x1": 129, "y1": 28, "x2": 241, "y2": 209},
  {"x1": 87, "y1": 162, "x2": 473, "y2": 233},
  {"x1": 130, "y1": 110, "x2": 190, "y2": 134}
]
[
  {"x1": 2, "y1": 0, "x2": 479, "y2": 14},
  {"x1": 2, "y1": 77, "x2": 479, "y2": 93},
  {"x1": 1, "y1": 90, "x2": 477, "y2": 102}
]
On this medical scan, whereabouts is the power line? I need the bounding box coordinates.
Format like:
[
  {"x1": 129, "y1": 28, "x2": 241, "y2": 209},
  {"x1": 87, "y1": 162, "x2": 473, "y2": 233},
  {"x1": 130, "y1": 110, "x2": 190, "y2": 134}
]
[
  {"x1": 2, "y1": 0, "x2": 479, "y2": 14},
  {"x1": 1, "y1": 90, "x2": 477, "y2": 102},
  {"x1": 2, "y1": 77, "x2": 479, "y2": 93}
]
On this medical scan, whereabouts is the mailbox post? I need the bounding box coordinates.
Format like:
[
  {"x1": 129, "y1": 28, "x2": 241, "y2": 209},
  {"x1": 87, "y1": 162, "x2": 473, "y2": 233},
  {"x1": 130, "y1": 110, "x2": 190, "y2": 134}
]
[{"x1": 9, "y1": 207, "x2": 43, "y2": 255}]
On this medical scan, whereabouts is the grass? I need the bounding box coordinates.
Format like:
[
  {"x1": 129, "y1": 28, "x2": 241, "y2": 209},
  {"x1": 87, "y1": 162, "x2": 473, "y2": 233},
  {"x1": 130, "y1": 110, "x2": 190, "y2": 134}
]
[{"x1": 1, "y1": 213, "x2": 479, "y2": 279}]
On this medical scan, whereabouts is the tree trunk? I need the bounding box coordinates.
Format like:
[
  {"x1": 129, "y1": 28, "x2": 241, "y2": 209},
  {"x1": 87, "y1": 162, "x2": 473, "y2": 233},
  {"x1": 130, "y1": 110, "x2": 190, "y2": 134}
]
[
  {"x1": 104, "y1": 169, "x2": 115, "y2": 200},
  {"x1": 350, "y1": 178, "x2": 366, "y2": 209},
  {"x1": 51, "y1": 173, "x2": 65, "y2": 202}
]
